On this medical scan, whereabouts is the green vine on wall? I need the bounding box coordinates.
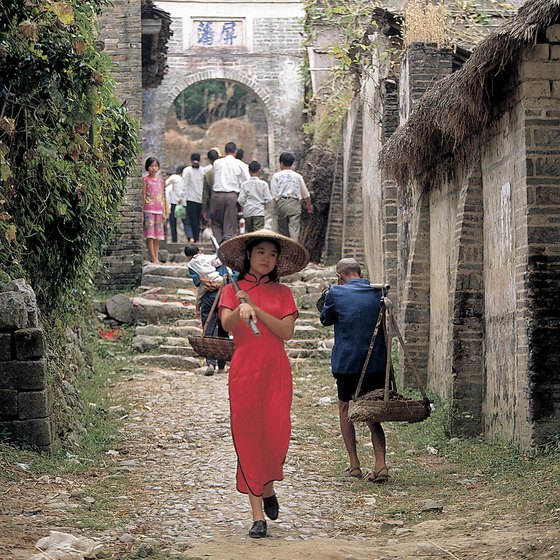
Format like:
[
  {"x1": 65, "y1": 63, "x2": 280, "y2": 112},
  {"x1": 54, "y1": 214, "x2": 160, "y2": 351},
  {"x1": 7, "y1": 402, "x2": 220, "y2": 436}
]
[{"x1": 0, "y1": 0, "x2": 139, "y2": 317}]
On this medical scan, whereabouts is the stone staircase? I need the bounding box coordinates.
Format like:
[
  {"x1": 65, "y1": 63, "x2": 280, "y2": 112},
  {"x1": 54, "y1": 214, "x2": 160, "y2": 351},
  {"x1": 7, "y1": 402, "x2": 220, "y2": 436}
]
[{"x1": 130, "y1": 260, "x2": 337, "y2": 372}]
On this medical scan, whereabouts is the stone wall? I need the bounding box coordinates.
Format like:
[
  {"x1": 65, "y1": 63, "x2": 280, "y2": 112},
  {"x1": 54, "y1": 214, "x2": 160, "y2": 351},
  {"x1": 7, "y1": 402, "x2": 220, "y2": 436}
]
[
  {"x1": 0, "y1": 281, "x2": 53, "y2": 452},
  {"x1": 386, "y1": 29, "x2": 560, "y2": 446},
  {"x1": 518, "y1": 29, "x2": 560, "y2": 444},
  {"x1": 97, "y1": 0, "x2": 144, "y2": 289}
]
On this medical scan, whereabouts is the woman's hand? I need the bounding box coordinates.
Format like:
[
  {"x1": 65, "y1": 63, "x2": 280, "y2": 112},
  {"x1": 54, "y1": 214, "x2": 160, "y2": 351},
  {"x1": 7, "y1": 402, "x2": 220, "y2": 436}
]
[
  {"x1": 238, "y1": 302, "x2": 257, "y2": 327},
  {"x1": 236, "y1": 290, "x2": 255, "y2": 306}
]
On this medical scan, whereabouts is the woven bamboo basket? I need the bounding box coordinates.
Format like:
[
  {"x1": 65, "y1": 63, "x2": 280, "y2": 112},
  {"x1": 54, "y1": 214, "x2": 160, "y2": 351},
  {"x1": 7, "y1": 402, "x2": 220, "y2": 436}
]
[
  {"x1": 188, "y1": 335, "x2": 234, "y2": 362},
  {"x1": 348, "y1": 388, "x2": 430, "y2": 423}
]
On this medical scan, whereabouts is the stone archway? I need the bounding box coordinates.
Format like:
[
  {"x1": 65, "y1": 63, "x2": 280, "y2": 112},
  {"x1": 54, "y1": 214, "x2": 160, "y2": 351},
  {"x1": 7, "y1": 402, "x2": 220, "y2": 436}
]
[{"x1": 143, "y1": 68, "x2": 281, "y2": 172}]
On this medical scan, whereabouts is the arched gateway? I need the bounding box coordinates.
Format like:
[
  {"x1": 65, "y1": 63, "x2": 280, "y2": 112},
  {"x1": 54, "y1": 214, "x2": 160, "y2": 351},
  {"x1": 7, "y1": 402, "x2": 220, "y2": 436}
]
[{"x1": 143, "y1": 0, "x2": 306, "y2": 173}]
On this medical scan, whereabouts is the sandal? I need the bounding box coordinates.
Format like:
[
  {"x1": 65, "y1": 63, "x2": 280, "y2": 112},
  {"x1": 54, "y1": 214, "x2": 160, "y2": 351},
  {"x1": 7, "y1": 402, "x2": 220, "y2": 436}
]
[
  {"x1": 344, "y1": 466, "x2": 363, "y2": 479},
  {"x1": 365, "y1": 466, "x2": 389, "y2": 483}
]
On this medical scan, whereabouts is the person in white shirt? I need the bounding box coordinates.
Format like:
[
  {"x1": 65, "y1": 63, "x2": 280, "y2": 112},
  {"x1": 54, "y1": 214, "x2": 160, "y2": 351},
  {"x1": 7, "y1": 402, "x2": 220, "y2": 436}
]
[
  {"x1": 182, "y1": 153, "x2": 207, "y2": 242},
  {"x1": 237, "y1": 161, "x2": 272, "y2": 232},
  {"x1": 165, "y1": 166, "x2": 192, "y2": 243},
  {"x1": 212, "y1": 141, "x2": 250, "y2": 241},
  {"x1": 270, "y1": 152, "x2": 313, "y2": 241}
]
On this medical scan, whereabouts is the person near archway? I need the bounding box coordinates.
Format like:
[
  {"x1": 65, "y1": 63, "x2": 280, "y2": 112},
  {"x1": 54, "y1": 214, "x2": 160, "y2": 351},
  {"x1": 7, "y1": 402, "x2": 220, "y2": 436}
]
[
  {"x1": 211, "y1": 142, "x2": 250, "y2": 240},
  {"x1": 182, "y1": 152, "x2": 206, "y2": 242},
  {"x1": 270, "y1": 152, "x2": 313, "y2": 241}
]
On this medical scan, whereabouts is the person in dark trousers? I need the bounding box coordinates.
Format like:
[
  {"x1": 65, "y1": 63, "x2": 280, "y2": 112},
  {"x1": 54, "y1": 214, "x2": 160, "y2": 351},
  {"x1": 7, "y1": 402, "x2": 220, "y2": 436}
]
[
  {"x1": 211, "y1": 142, "x2": 250, "y2": 241},
  {"x1": 185, "y1": 244, "x2": 230, "y2": 375},
  {"x1": 319, "y1": 257, "x2": 389, "y2": 483}
]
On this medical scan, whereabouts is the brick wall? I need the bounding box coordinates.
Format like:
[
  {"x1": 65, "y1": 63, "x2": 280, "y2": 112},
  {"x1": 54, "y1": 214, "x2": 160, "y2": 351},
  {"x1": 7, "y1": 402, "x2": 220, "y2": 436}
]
[
  {"x1": 519, "y1": 27, "x2": 560, "y2": 445},
  {"x1": 397, "y1": 45, "x2": 453, "y2": 386},
  {"x1": 97, "y1": 0, "x2": 144, "y2": 289}
]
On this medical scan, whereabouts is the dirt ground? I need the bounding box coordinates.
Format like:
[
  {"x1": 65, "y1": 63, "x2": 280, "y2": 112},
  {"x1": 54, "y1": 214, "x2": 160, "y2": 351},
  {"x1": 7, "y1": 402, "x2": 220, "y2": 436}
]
[{"x1": 1, "y1": 361, "x2": 559, "y2": 560}]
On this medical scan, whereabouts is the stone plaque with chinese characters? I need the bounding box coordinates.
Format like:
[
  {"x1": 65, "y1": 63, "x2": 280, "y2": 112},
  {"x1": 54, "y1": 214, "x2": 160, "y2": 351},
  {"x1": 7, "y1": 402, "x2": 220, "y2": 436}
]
[{"x1": 192, "y1": 19, "x2": 245, "y2": 48}]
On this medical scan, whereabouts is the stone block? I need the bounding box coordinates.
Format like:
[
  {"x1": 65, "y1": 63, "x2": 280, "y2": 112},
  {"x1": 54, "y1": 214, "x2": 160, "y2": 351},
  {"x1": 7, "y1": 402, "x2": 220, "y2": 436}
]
[
  {"x1": 553, "y1": 82, "x2": 560, "y2": 98},
  {"x1": 0, "y1": 333, "x2": 11, "y2": 361},
  {"x1": 523, "y1": 43, "x2": 550, "y2": 62},
  {"x1": 14, "y1": 328, "x2": 45, "y2": 360},
  {"x1": 551, "y1": 45, "x2": 560, "y2": 60},
  {"x1": 546, "y1": 24, "x2": 560, "y2": 43},
  {"x1": 18, "y1": 390, "x2": 51, "y2": 419},
  {"x1": 1, "y1": 279, "x2": 38, "y2": 327},
  {"x1": 521, "y1": 80, "x2": 551, "y2": 98},
  {"x1": 0, "y1": 389, "x2": 18, "y2": 417},
  {"x1": 519, "y1": 61, "x2": 557, "y2": 81},
  {"x1": 9, "y1": 418, "x2": 53, "y2": 447},
  {"x1": 0, "y1": 292, "x2": 27, "y2": 330},
  {"x1": 0, "y1": 360, "x2": 47, "y2": 390}
]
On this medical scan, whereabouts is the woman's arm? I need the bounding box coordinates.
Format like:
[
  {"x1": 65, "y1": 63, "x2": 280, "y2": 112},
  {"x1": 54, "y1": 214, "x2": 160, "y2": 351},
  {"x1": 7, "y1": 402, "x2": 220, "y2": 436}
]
[
  {"x1": 234, "y1": 291, "x2": 296, "y2": 340},
  {"x1": 142, "y1": 176, "x2": 147, "y2": 205}
]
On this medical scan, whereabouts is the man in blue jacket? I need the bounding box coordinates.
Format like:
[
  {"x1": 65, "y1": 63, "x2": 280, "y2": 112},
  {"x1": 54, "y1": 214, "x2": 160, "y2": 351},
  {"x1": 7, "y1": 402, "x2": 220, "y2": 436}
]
[{"x1": 319, "y1": 258, "x2": 389, "y2": 482}]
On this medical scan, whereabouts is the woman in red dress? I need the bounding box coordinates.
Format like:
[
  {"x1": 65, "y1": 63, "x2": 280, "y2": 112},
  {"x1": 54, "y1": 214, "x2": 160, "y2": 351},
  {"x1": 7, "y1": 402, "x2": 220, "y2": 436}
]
[{"x1": 218, "y1": 230, "x2": 309, "y2": 539}]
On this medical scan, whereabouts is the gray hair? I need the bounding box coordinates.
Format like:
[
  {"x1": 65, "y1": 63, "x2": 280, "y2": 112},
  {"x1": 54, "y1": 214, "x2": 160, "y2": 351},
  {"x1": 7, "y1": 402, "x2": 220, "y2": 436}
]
[{"x1": 336, "y1": 258, "x2": 362, "y2": 276}]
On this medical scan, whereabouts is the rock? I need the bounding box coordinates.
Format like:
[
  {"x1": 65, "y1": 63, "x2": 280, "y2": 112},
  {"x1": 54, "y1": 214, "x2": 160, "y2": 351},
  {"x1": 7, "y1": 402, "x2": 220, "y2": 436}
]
[
  {"x1": 1, "y1": 278, "x2": 38, "y2": 327},
  {"x1": 0, "y1": 291, "x2": 27, "y2": 329},
  {"x1": 105, "y1": 294, "x2": 133, "y2": 323},
  {"x1": 118, "y1": 533, "x2": 136, "y2": 543},
  {"x1": 380, "y1": 520, "x2": 404, "y2": 531},
  {"x1": 421, "y1": 499, "x2": 444, "y2": 512}
]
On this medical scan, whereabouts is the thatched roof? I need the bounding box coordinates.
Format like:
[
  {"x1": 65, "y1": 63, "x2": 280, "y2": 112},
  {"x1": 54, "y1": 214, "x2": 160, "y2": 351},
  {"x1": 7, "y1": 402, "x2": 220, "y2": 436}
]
[
  {"x1": 141, "y1": 0, "x2": 173, "y2": 89},
  {"x1": 379, "y1": 0, "x2": 560, "y2": 185}
]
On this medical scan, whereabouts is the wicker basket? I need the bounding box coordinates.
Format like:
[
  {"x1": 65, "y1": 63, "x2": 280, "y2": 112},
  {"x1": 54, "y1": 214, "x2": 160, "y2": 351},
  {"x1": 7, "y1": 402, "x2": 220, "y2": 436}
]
[
  {"x1": 188, "y1": 335, "x2": 234, "y2": 362},
  {"x1": 348, "y1": 388, "x2": 430, "y2": 423}
]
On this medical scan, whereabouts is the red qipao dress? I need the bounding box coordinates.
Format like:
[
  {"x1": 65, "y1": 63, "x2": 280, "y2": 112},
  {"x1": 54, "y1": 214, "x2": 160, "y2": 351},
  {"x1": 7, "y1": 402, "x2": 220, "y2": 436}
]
[{"x1": 219, "y1": 274, "x2": 298, "y2": 495}]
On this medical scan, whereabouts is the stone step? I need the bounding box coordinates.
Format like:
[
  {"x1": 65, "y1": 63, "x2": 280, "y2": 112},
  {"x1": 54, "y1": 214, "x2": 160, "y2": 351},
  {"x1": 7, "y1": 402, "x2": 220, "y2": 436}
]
[
  {"x1": 293, "y1": 324, "x2": 321, "y2": 339},
  {"x1": 135, "y1": 324, "x2": 201, "y2": 337},
  {"x1": 133, "y1": 335, "x2": 200, "y2": 354},
  {"x1": 133, "y1": 354, "x2": 203, "y2": 370},
  {"x1": 132, "y1": 297, "x2": 196, "y2": 324},
  {"x1": 135, "y1": 290, "x2": 197, "y2": 303},
  {"x1": 287, "y1": 348, "x2": 331, "y2": 359},
  {"x1": 141, "y1": 274, "x2": 194, "y2": 289},
  {"x1": 142, "y1": 263, "x2": 191, "y2": 278},
  {"x1": 160, "y1": 345, "x2": 198, "y2": 357},
  {"x1": 286, "y1": 338, "x2": 333, "y2": 349}
]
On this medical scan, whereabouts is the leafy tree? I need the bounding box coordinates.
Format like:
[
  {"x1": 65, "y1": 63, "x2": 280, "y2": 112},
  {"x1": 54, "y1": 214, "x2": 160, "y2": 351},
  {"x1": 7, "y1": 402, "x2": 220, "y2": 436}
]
[
  {"x1": 0, "y1": 0, "x2": 139, "y2": 315},
  {"x1": 174, "y1": 79, "x2": 248, "y2": 127}
]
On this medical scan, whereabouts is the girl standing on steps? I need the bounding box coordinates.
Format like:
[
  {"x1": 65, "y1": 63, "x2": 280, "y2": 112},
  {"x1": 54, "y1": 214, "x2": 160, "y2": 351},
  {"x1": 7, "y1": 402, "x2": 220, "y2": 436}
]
[
  {"x1": 218, "y1": 230, "x2": 309, "y2": 539},
  {"x1": 142, "y1": 157, "x2": 166, "y2": 263}
]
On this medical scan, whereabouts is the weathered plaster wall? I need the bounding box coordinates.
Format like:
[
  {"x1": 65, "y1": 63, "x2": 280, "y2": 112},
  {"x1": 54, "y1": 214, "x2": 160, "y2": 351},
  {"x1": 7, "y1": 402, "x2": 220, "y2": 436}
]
[
  {"x1": 429, "y1": 169, "x2": 460, "y2": 400},
  {"x1": 362, "y1": 75, "x2": 385, "y2": 281},
  {"x1": 481, "y1": 101, "x2": 529, "y2": 442}
]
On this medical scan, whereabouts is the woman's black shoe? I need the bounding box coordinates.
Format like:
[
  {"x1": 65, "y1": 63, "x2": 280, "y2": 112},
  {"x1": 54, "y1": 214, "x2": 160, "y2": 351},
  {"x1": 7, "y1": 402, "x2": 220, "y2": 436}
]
[
  {"x1": 249, "y1": 519, "x2": 267, "y2": 538},
  {"x1": 263, "y1": 494, "x2": 279, "y2": 520}
]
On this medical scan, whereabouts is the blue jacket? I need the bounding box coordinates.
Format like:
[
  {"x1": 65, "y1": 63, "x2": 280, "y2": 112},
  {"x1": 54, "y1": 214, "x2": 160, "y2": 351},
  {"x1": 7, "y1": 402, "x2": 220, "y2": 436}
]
[{"x1": 320, "y1": 278, "x2": 387, "y2": 376}]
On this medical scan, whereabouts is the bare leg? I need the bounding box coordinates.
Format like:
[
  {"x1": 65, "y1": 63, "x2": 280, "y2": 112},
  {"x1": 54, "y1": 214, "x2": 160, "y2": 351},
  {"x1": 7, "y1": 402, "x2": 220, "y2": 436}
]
[
  {"x1": 263, "y1": 481, "x2": 275, "y2": 499},
  {"x1": 367, "y1": 421, "x2": 387, "y2": 474},
  {"x1": 146, "y1": 239, "x2": 157, "y2": 263},
  {"x1": 248, "y1": 490, "x2": 265, "y2": 521},
  {"x1": 339, "y1": 400, "x2": 360, "y2": 471},
  {"x1": 153, "y1": 239, "x2": 160, "y2": 263}
]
